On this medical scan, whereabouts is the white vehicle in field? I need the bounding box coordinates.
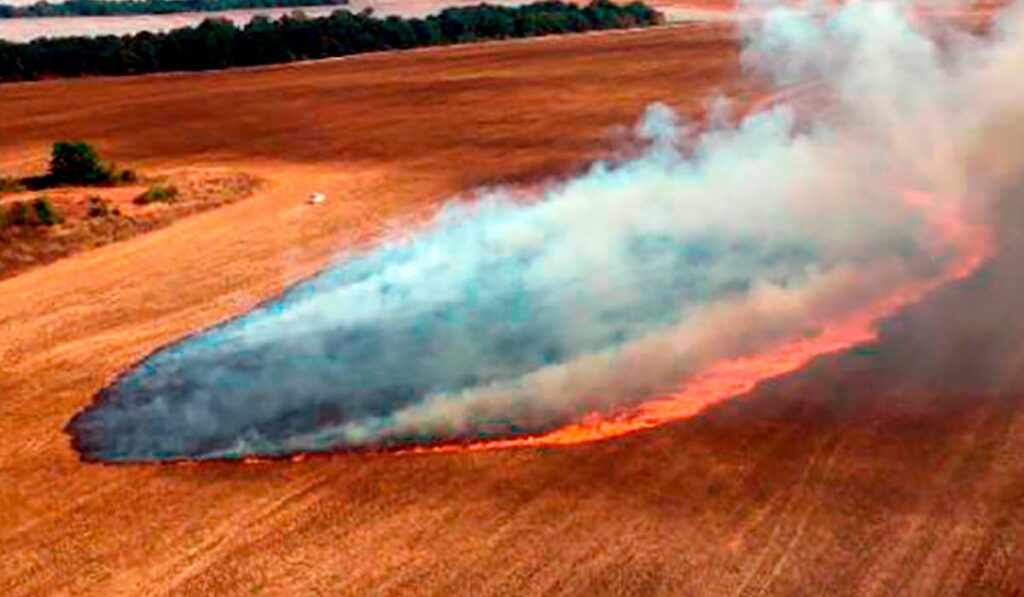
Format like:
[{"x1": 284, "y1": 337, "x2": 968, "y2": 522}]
[{"x1": 308, "y1": 192, "x2": 326, "y2": 205}]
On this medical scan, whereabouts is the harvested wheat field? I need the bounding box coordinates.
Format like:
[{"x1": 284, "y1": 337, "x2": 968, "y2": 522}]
[{"x1": 3, "y1": 5, "x2": 1024, "y2": 595}]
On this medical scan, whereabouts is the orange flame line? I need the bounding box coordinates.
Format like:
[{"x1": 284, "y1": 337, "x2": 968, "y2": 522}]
[{"x1": 401, "y1": 191, "x2": 993, "y2": 456}]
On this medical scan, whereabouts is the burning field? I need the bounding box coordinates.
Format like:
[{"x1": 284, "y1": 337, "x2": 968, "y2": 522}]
[
  {"x1": 70, "y1": 0, "x2": 1010, "y2": 462},
  {"x1": 3, "y1": 1, "x2": 1024, "y2": 594}
]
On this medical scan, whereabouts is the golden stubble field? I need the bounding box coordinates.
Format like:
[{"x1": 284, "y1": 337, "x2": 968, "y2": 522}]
[{"x1": 1, "y1": 17, "x2": 1023, "y2": 595}]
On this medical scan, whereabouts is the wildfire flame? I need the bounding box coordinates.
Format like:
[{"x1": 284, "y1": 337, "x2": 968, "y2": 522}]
[{"x1": 396, "y1": 189, "x2": 993, "y2": 457}]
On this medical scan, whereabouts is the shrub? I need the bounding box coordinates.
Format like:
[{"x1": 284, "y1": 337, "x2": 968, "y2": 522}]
[
  {"x1": 87, "y1": 195, "x2": 111, "y2": 217},
  {"x1": 6, "y1": 200, "x2": 31, "y2": 226},
  {"x1": 116, "y1": 168, "x2": 139, "y2": 184},
  {"x1": 32, "y1": 195, "x2": 63, "y2": 226},
  {"x1": 134, "y1": 184, "x2": 178, "y2": 205},
  {"x1": 49, "y1": 141, "x2": 114, "y2": 185}
]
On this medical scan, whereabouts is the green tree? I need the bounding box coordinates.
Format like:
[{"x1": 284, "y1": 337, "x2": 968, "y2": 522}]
[{"x1": 49, "y1": 141, "x2": 113, "y2": 185}]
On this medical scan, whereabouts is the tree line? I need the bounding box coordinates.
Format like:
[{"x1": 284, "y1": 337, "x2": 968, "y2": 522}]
[
  {"x1": 0, "y1": 0, "x2": 346, "y2": 19},
  {"x1": 0, "y1": 1, "x2": 663, "y2": 82}
]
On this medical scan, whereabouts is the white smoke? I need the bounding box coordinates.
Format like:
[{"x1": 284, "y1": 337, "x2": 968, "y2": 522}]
[{"x1": 70, "y1": 0, "x2": 1021, "y2": 461}]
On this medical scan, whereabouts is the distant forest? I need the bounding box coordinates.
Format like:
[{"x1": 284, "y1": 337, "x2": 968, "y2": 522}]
[
  {"x1": 0, "y1": 0, "x2": 346, "y2": 19},
  {"x1": 0, "y1": 1, "x2": 662, "y2": 82}
]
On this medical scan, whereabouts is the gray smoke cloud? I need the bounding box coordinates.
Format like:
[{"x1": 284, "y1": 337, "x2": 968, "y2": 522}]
[{"x1": 69, "y1": 0, "x2": 1022, "y2": 462}]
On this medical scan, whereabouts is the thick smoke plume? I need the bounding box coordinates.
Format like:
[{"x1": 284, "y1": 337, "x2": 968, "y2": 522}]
[{"x1": 69, "y1": 0, "x2": 1021, "y2": 462}]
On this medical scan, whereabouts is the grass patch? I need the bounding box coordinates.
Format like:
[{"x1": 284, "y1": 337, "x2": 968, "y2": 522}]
[{"x1": 134, "y1": 184, "x2": 179, "y2": 205}]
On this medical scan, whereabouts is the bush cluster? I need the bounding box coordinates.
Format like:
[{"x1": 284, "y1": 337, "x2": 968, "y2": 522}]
[
  {"x1": 0, "y1": 1, "x2": 661, "y2": 82},
  {"x1": 0, "y1": 196, "x2": 64, "y2": 228},
  {"x1": 87, "y1": 195, "x2": 121, "y2": 217},
  {"x1": 14, "y1": 141, "x2": 136, "y2": 190},
  {"x1": 1, "y1": 141, "x2": 136, "y2": 230}
]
